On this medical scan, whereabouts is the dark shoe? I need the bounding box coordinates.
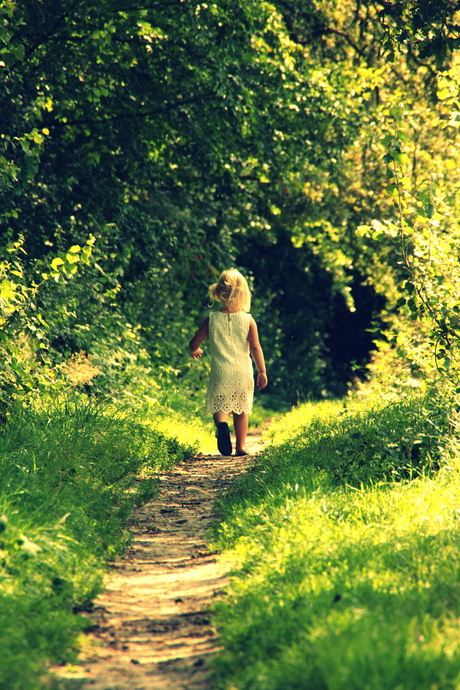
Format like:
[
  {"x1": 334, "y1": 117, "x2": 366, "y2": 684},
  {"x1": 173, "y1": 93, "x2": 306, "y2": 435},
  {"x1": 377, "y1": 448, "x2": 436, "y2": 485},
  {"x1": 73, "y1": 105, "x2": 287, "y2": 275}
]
[
  {"x1": 217, "y1": 422, "x2": 232, "y2": 456},
  {"x1": 235, "y1": 450, "x2": 248, "y2": 456}
]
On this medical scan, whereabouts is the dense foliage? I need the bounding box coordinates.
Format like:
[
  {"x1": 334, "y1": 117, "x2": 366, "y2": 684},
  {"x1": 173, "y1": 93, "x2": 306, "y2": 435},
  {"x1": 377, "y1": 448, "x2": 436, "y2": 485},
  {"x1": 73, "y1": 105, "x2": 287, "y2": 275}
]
[{"x1": 2, "y1": 0, "x2": 459, "y2": 407}]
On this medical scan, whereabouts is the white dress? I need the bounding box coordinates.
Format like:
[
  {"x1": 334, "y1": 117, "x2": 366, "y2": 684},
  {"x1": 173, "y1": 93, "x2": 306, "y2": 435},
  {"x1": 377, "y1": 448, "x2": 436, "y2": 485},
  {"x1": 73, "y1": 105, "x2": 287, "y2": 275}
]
[{"x1": 205, "y1": 311, "x2": 254, "y2": 415}]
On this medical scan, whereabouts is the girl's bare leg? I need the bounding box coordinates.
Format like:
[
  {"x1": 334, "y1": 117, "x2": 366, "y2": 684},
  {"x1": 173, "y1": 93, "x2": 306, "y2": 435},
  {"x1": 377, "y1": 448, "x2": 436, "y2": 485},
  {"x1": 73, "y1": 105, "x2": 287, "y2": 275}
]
[
  {"x1": 233, "y1": 412, "x2": 248, "y2": 454},
  {"x1": 213, "y1": 411, "x2": 229, "y2": 426}
]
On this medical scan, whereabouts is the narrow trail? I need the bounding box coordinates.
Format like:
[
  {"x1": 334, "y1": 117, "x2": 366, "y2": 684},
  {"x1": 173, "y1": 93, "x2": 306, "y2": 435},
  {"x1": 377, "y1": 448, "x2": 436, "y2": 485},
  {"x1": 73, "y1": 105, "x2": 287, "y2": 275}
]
[{"x1": 59, "y1": 433, "x2": 265, "y2": 690}]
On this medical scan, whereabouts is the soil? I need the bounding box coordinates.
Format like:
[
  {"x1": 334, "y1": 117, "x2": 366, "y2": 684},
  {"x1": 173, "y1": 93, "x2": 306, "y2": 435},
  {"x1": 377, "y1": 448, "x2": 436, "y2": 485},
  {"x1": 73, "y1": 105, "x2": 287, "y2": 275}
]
[{"x1": 57, "y1": 433, "x2": 265, "y2": 690}]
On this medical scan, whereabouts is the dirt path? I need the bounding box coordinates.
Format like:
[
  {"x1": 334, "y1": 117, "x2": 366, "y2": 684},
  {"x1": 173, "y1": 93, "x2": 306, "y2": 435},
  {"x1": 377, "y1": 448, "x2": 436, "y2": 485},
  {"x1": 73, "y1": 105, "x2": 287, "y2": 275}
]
[{"x1": 59, "y1": 433, "x2": 265, "y2": 690}]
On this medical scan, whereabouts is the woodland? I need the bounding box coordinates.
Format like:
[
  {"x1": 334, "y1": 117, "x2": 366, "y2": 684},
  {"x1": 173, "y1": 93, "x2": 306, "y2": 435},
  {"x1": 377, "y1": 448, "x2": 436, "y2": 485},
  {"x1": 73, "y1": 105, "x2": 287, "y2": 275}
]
[
  {"x1": 2, "y1": 0, "x2": 460, "y2": 688},
  {"x1": 2, "y1": 0, "x2": 460, "y2": 406}
]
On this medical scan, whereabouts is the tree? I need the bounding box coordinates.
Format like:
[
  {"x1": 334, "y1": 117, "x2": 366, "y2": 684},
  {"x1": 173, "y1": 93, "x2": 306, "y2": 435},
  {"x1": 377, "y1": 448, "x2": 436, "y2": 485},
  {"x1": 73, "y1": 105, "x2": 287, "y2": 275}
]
[{"x1": 3, "y1": 0, "x2": 457, "y2": 405}]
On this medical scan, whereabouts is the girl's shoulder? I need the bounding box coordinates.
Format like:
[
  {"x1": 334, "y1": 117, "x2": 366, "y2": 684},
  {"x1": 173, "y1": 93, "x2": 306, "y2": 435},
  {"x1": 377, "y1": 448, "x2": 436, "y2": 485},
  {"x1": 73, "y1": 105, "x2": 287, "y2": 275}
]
[
  {"x1": 211, "y1": 309, "x2": 252, "y2": 317},
  {"x1": 235, "y1": 311, "x2": 252, "y2": 322},
  {"x1": 210, "y1": 310, "x2": 252, "y2": 325}
]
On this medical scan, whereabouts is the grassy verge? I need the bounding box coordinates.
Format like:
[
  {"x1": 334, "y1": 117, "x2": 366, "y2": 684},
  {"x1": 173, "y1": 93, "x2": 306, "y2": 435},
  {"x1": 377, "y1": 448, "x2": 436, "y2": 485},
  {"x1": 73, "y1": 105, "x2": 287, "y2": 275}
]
[
  {"x1": 0, "y1": 396, "x2": 205, "y2": 690},
  {"x1": 210, "y1": 392, "x2": 460, "y2": 690}
]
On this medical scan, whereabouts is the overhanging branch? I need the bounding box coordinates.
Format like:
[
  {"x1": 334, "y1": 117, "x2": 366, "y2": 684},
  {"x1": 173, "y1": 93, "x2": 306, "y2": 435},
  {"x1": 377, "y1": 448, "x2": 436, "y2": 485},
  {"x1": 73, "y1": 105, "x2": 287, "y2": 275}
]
[{"x1": 43, "y1": 92, "x2": 216, "y2": 129}]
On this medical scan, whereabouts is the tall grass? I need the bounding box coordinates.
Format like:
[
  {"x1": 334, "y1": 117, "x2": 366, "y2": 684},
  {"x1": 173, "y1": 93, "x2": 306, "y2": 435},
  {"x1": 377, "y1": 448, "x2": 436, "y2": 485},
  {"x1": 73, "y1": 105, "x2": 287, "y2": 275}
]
[
  {"x1": 0, "y1": 397, "x2": 198, "y2": 690},
  {"x1": 210, "y1": 392, "x2": 460, "y2": 690}
]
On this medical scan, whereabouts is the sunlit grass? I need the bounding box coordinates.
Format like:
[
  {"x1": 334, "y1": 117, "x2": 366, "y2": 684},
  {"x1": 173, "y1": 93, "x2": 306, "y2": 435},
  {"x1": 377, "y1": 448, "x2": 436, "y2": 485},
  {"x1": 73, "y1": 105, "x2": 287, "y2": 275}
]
[
  {"x1": 147, "y1": 412, "x2": 216, "y2": 454},
  {"x1": 210, "y1": 392, "x2": 460, "y2": 690},
  {"x1": 265, "y1": 395, "x2": 380, "y2": 446},
  {"x1": 0, "y1": 395, "x2": 197, "y2": 690},
  {"x1": 212, "y1": 473, "x2": 460, "y2": 689},
  {"x1": 128, "y1": 397, "x2": 217, "y2": 454}
]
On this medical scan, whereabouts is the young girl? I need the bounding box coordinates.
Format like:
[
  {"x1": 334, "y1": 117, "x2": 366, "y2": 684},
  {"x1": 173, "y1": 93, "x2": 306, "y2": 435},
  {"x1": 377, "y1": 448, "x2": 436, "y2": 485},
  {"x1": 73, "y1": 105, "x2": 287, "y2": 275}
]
[{"x1": 189, "y1": 269, "x2": 268, "y2": 456}]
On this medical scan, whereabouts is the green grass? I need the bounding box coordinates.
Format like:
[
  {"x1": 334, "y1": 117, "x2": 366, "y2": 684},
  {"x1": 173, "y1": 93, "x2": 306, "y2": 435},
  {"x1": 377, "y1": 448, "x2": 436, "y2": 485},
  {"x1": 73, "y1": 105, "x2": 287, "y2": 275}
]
[
  {"x1": 263, "y1": 398, "x2": 348, "y2": 445},
  {"x1": 128, "y1": 395, "x2": 217, "y2": 454},
  {"x1": 0, "y1": 396, "x2": 199, "y2": 690},
  {"x1": 261, "y1": 393, "x2": 453, "y2": 489},
  {"x1": 209, "y1": 392, "x2": 460, "y2": 690}
]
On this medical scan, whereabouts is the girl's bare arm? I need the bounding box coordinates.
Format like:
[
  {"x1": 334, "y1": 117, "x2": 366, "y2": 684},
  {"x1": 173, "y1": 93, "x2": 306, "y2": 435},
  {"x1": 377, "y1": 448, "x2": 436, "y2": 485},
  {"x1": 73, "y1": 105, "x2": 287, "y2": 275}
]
[
  {"x1": 248, "y1": 318, "x2": 268, "y2": 390},
  {"x1": 189, "y1": 317, "x2": 209, "y2": 359}
]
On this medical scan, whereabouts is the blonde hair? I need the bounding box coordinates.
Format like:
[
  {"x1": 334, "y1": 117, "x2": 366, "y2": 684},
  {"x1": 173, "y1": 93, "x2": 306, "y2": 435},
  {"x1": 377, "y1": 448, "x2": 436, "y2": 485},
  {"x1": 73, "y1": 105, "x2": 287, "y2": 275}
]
[{"x1": 209, "y1": 269, "x2": 251, "y2": 312}]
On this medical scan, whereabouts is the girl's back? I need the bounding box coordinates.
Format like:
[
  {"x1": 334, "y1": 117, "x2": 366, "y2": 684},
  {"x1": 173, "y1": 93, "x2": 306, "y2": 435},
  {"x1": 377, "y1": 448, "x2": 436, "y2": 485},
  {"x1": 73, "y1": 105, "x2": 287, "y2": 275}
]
[
  {"x1": 208, "y1": 311, "x2": 252, "y2": 369},
  {"x1": 207, "y1": 311, "x2": 253, "y2": 416}
]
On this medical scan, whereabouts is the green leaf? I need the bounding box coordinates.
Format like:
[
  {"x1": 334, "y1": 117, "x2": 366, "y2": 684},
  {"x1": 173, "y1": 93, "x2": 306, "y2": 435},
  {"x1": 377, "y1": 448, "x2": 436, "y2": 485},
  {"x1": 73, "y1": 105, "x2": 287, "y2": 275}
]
[
  {"x1": 50, "y1": 257, "x2": 65, "y2": 271},
  {"x1": 436, "y1": 88, "x2": 451, "y2": 100},
  {"x1": 393, "y1": 152, "x2": 409, "y2": 165},
  {"x1": 65, "y1": 253, "x2": 80, "y2": 264},
  {"x1": 32, "y1": 131, "x2": 44, "y2": 145},
  {"x1": 13, "y1": 45, "x2": 24, "y2": 61},
  {"x1": 1, "y1": 51, "x2": 17, "y2": 68},
  {"x1": 407, "y1": 297, "x2": 417, "y2": 312}
]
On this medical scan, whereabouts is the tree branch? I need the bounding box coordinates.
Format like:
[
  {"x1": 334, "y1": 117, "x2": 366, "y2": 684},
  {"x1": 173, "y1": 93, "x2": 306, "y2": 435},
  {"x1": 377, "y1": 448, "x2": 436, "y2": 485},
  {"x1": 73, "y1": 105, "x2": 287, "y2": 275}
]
[
  {"x1": 44, "y1": 92, "x2": 216, "y2": 129},
  {"x1": 274, "y1": 0, "x2": 367, "y2": 58},
  {"x1": 318, "y1": 26, "x2": 366, "y2": 57},
  {"x1": 114, "y1": 1, "x2": 188, "y2": 11}
]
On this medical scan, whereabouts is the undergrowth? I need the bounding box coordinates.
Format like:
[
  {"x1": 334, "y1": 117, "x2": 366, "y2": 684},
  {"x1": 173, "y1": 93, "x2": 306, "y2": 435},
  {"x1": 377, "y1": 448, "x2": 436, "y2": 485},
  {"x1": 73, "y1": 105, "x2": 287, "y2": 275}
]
[
  {"x1": 210, "y1": 391, "x2": 460, "y2": 690},
  {"x1": 0, "y1": 397, "x2": 199, "y2": 690}
]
